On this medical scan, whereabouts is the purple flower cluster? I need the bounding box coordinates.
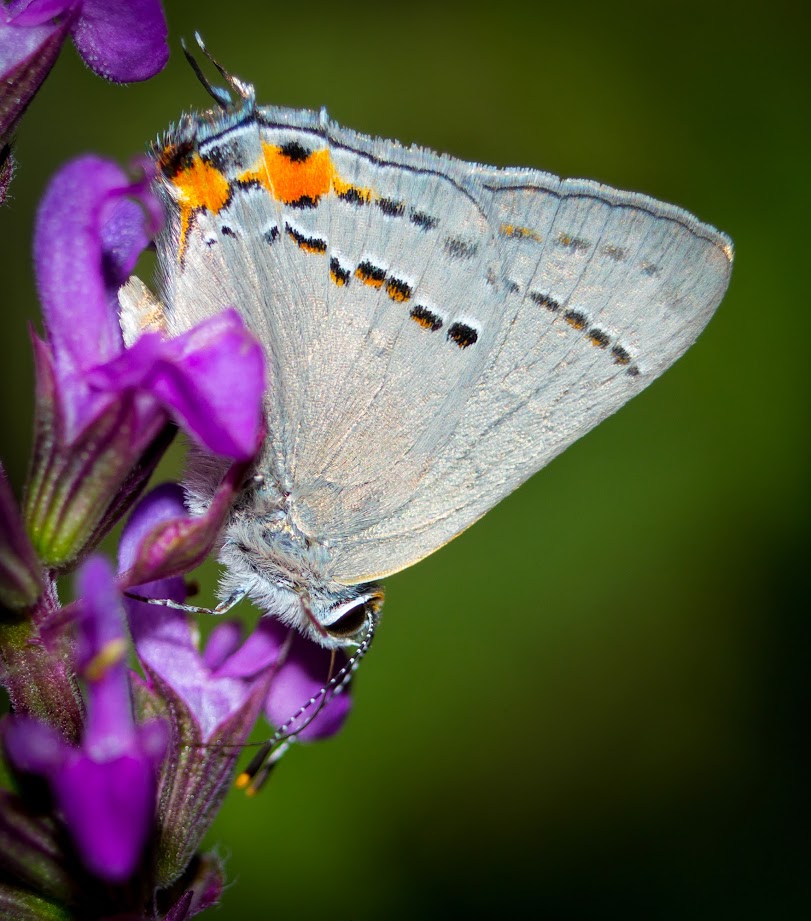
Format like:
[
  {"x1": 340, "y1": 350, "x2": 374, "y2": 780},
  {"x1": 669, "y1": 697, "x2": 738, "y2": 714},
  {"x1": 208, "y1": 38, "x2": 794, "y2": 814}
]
[{"x1": 0, "y1": 15, "x2": 354, "y2": 919}]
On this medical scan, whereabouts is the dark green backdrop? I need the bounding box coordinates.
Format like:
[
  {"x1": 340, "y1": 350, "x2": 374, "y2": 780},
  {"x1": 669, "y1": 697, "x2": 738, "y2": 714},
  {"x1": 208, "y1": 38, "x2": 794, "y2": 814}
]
[{"x1": 1, "y1": 1, "x2": 808, "y2": 917}]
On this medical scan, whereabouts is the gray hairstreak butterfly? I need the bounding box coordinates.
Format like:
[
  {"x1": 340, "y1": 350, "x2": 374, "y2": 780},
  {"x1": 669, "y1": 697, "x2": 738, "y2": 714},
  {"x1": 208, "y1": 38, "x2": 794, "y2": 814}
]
[{"x1": 120, "y1": 38, "x2": 733, "y2": 650}]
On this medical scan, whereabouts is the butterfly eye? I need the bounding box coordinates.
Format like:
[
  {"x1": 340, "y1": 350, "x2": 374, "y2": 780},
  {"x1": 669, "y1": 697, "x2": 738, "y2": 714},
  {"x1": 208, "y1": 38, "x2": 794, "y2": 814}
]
[{"x1": 323, "y1": 600, "x2": 370, "y2": 639}]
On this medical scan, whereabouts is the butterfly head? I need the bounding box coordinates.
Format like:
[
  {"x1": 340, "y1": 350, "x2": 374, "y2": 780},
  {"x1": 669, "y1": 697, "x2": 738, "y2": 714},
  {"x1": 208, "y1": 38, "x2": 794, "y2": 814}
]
[{"x1": 303, "y1": 586, "x2": 384, "y2": 647}]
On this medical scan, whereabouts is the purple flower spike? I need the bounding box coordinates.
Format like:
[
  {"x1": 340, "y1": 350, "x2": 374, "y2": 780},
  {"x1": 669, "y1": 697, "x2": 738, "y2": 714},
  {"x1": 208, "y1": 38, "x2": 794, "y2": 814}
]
[
  {"x1": 4, "y1": 555, "x2": 168, "y2": 883},
  {"x1": 24, "y1": 155, "x2": 265, "y2": 568},
  {"x1": 120, "y1": 485, "x2": 274, "y2": 885}
]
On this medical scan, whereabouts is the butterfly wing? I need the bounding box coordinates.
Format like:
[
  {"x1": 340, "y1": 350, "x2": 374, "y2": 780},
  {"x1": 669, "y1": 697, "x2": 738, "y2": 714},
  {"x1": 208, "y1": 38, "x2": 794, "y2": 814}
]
[
  {"x1": 152, "y1": 104, "x2": 732, "y2": 584},
  {"x1": 327, "y1": 167, "x2": 732, "y2": 581}
]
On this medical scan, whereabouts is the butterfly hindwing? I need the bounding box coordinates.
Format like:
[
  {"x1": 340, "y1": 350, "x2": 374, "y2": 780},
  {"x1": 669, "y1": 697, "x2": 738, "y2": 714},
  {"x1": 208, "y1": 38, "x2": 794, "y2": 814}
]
[{"x1": 151, "y1": 103, "x2": 732, "y2": 584}]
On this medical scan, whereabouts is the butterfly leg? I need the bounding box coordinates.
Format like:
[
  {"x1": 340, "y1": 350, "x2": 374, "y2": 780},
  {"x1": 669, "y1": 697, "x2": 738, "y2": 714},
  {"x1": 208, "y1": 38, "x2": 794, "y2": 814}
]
[{"x1": 123, "y1": 587, "x2": 247, "y2": 616}]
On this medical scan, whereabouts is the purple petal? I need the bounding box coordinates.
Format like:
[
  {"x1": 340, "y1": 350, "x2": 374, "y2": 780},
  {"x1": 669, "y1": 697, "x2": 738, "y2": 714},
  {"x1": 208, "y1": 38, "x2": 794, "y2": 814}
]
[
  {"x1": 0, "y1": 12, "x2": 70, "y2": 139},
  {"x1": 33, "y1": 156, "x2": 154, "y2": 379},
  {"x1": 99, "y1": 195, "x2": 151, "y2": 290},
  {"x1": 202, "y1": 621, "x2": 244, "y2": 671},
  {"x1": 74, "y1": 556, "x2": 137, "y2": 757},
  {"x1": 52, "y1": 752, "x2": 156, "y2": 881},
  {"x1": 75, "y1": 555, "x2": 123, "y2": 667},
  {"x1": 136, "y1": 718, "x2": 169, "y2": 767},
  {"x1": 5, "y1": 1, "x2": 77, "y2": 25},
  {"x1": 147, "y1": 310, "x2": 266, "y2": 460},
  {"x1": 264, "y1": 629, "x2": 352, "y2": 741},
  {"x1": 134, "y1": 616, "x2": 254, "y2": 741},
  {"x1": 118, "y1": 482, "x2": 188, "y2": 604},
  {"x1": 213, "y1": 617, "x2": 287, "y2": 679},
  {"x1": 70, "y1": 0, "x2": 168, "y2": 82},
  {"x1": 119, "y1": 455, "x2": 254, "y2": 589},
  {"x1": 86, "y1": 310, "x2": 265, "y2": 460},
  {"x1": 213, "y1": 619, "x2": 353, "y2": 739},
  {"x1": 3, "y1": 717, "x2": 70, "y2": 774}
]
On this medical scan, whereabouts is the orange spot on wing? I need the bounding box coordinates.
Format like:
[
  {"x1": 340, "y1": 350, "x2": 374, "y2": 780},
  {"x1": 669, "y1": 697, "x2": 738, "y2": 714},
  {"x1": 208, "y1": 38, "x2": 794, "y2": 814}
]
[
  {"x1": 357, "y1": 275, "x2": 384, "y2": 288},
  {"x1": 332, "y1": 175, "x2": 373, "y2": 203},
  {"x1": 411, "y1": 312, "x2": 435, "y2": 329},
  {"x1": 241, "y1": 143, "x2": 334, "y2": 205},
  {"x1": 385, "y1": 278, "x2": 411, "y2": 302},
  {"x1": 355, "y1": 263, "x2": 386, "y2": 287},
  {"x1": 240, "y1": 143, "x2": 377, "y2": 212},
  {"x1": 170, "y1": 154, "x2": 230, "y2": 261},
  {"x1": 501, "y1": 222, "x2": 543, "y2": 243}
]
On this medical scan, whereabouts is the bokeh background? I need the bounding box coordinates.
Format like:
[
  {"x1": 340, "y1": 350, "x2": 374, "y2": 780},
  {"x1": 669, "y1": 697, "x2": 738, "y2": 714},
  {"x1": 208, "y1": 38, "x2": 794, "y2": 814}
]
[{"x1": 1, "y1": 1, "x2": 808, "y2": 917}]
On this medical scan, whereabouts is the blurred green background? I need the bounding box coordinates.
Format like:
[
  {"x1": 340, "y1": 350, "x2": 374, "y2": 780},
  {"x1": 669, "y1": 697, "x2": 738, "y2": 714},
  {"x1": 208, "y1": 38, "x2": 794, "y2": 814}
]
[{"x1": 1, "y1": 0, "x2": 808, "y2": 917}]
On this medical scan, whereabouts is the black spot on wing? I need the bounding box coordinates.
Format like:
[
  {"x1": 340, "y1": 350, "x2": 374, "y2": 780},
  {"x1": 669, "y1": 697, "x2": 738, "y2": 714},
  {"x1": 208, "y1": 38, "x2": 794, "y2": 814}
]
[
  {"x1": 279, "y1": 141, "x2": 311, "y2": 162},
  {"x1": 286, "y1": 195, "x2": 319, "y2": 209},
  {"x1": 329, "y1": 257, "x2": 350, "y2": 286},
  {"x1": 444, "y1": 237, "x2": 478, "y2": 259},
  {"x1": 337, "y1": 186, "x2": 368, "y2": 206},
  {"x1": 410, "y1": 305, "x2": 443, "y2": 331},
  {"x1": 235, "y1": 176, "x2": 263, "y2": 192},
  {"x1": 410, "y1": 208, "x2": 439, "y2": 231},
  {"x1": 587, "y1": 328, "x2": 610, "y2": 348},
  {"x1": 529, "y1": 291, "x2": 560, "y2": 312},
  {"x1": 611, "y1": 346, "x2": 631, "y2": 366},
  {"x1": 385, "y1": 277, "x2": 412, "y2": 302},
  {"x1": 601, "y1": 243, "x2": 628, "y2": 262},
  {"x1": 285, "y1": 222, "x2": 327, "y2": 254},
  {"x1": 377, "y1": 197, "x2": 405, "y2": 218},
  {"x1": 447, "y1": 322, "x2": 478, "y2": 348},
  {"x1": 563, "y1": 310, "x2": 587, "y2": 330},
  {"x1": 355, "y1": 260, "x2": 387, "y2": 286},
  {"x1": 557, "y1": 232, "x2": 590, "y2": 252},
  {"x1": 158, "y1": 138, "x2": 195, "y2": 177},
  {"x1": 201, "y1": 144, "x2": 234, "y2": 172}
]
